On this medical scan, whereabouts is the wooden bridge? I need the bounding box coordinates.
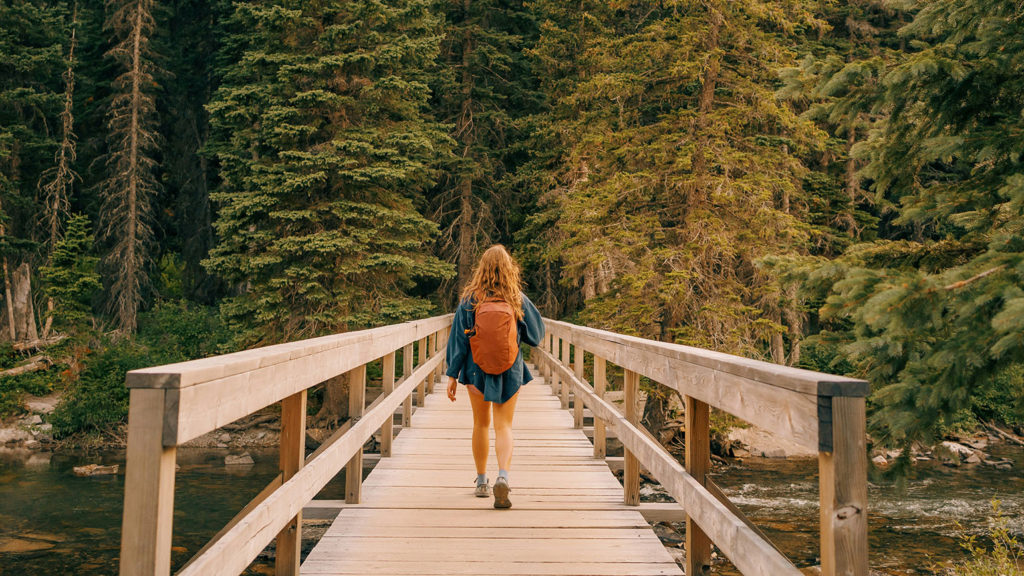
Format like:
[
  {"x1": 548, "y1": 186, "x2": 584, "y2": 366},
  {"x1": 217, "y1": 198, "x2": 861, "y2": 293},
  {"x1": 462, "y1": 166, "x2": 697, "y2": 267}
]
[{"x1": 118, "y1": 315, "x2": 869, "y2": 576}]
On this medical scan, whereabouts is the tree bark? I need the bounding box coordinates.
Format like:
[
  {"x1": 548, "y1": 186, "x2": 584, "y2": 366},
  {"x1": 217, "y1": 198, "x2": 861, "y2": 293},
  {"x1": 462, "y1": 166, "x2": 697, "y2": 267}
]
[
  {"x1": 455, "y1": 1, "x2": 476, "y2": 291},
  {"x1": 314, "y1": 372, "x2": 350, "y2": 426},
  {"x1": 689, "y1": 8, "x2": 723, "y2": 204}
]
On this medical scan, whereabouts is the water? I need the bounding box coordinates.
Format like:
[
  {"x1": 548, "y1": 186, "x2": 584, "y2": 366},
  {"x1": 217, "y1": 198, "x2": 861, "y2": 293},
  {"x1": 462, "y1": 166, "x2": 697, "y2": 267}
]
[
  {"x1": 0, "y1": 445, "x2": 1020, "y2": 575},
  {"x1": 711, "y1": 445, "x2": 1024, "y2": 574},
  {"x1": 0, "y1": 447, "x2": 348, "y2": 576}
]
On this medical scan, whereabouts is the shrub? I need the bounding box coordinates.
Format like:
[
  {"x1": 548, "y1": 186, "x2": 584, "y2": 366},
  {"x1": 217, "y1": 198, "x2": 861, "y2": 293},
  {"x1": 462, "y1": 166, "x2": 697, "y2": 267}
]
[{"x1": 948, "y1": 500, "x2": 1023, "y2": 576}]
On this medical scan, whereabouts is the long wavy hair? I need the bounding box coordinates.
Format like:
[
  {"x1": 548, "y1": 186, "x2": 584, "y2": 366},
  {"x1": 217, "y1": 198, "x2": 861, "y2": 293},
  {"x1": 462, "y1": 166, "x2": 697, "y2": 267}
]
[{"x1": 460, "y1": 245, "x2": 524, "y2": 321}]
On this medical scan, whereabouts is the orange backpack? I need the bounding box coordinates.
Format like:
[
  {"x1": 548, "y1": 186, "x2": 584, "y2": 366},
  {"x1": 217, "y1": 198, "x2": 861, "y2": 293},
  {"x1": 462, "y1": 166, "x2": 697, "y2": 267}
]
[{"x1": 468, "y1": 298, "x2": 519, "y2": 375}]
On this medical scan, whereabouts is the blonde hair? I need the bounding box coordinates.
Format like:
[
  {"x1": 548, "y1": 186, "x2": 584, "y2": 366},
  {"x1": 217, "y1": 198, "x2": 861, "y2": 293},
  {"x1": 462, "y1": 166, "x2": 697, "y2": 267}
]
[{"x1": 460, "y1": 245, "x2": 524, "y2": 321}]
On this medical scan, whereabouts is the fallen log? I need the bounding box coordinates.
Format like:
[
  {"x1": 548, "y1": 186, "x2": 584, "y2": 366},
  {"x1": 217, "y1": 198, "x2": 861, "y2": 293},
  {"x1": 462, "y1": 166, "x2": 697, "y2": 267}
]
[
  {"x1": 0, "y1": 356, "x2": 53, "y2": 378},
  {"x1": 983, "y1": 421, "x2": 1024, "y2": 447},
  {"x1": 12, "y1": 335, "x2": 67, "y2": 353}
]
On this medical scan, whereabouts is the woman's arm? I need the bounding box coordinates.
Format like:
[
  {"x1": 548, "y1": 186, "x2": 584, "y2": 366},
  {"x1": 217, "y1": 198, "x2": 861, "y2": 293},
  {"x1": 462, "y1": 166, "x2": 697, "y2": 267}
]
[
  {"x1": 519, "y1": 294, "x2": 545, "y2": 347},
  {"x1": 445, "y1": 303, "x2": 470, "y2": 380}
]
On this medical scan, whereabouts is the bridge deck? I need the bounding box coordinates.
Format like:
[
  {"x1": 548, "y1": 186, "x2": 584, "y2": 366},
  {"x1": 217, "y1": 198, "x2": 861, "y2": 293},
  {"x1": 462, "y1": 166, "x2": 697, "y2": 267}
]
[{"x1": 301, "y1": 369, "x2": 684, "y2": 575}]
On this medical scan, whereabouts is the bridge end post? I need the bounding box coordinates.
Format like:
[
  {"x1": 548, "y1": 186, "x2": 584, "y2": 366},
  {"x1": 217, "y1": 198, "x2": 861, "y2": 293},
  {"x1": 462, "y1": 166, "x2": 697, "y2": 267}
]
[
  {"x1": 819, "y1": 396, "x2": 869, "y2": 576},
  {"x1": 275, "y1": 390, "x2": 307, "y2": 576},
  {"x1": 119, "y1": 388, "x2": 177, "y2": 576},
  {"x1": 685, "y1": 396, "x2": 712, "y2": 576},
  {"x1": 558, "y1": 338, "x2": 569, "y2": 409},
  {"x1": 346, "y1": 365, "x2": 367, "y2": 504},
  {"x1": 402, "y1": 343, "x2": 413, "y2": 427},
  {"x1": 381, "y1": 352, "x2": 396, "y2": 457},
  {"x1": 592, "y1": 355, "x2": 607, "y2": 459},
  {"x1": 623, "y1": 369, "x2": 640, "y2": 506},
  {"x1": 573, "y1": 345, "x2": 585, "y2": 429}
]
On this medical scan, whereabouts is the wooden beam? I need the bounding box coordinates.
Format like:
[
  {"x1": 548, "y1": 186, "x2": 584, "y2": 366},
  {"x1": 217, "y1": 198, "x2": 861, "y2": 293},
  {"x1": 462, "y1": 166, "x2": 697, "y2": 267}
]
[
  {"x1": 119, "y1": 389, "x2": 177, "y2": 576},
  {"x1": 820, "y1": 397, "x2": 868, "y2": 576},
  {"x1": 380, "y1": 352, "x2": 395, "y2": 458},
  {"x1": 345, "y1": 365, "x2": 366, "y2": 504},
  {"x1": 275, "y1": 390, "x2": 306, "y2": 576},
  {"x1": 559, "y1": 338, "x2": 568, "y2": 410},
  {"x1": 539, "y1": 347, "x2": 802, "y2": 576},
  {"x1": 176, "y1": 352, "x2": 445, "y2": 576},
  {"x1": 402, "y1": 343, "x2": 413, "y2": 427},
  {"x1": 417, "y1": 337, "x2": 427, "y2": 407},
  {"x1": 623, "y1": 369, "x2": 640, "y2": 506},
  {"x1": 685, "y1": 396, "x2": 712, "y2": 576},
  {"x1": 573, "y1": 346, "x2": 585, "y2": 429},
  {"x1": 593, "y1": 355, "x2": 607, "y2": 460}
]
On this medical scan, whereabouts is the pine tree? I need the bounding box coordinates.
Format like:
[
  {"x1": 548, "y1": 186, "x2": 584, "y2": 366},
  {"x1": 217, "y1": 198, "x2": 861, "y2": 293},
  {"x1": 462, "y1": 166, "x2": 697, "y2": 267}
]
[
  {"x1": 524, "y1": 1, "x2": 826, "y2": 358},
  {"x1": 205, "y1": 0, "x2": 454, "y2": 345},
  {"x1": 429, "y1": 0, "x2": 539, "y2": 297},
  {"x1": 39, "y1": 213, "x2": 101, "y2": 336},
  {"x1": 806, "y1": 0, "x2": 1024, "y2": 447},
  {"x1": 97, "y1": 0, "x2": 163, "y2": 334}
]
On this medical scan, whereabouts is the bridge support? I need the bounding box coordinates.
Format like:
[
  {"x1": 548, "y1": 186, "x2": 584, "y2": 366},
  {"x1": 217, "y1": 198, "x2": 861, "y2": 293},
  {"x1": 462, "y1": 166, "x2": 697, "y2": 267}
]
[
  {"x1": 623, "y1": 369, "x2": 640, "y2": 506},
  {"x1": 573, "y1": 345, "x2": 584, "y2": 429},
  {"x1": 380, "y1": 352, "x2": 396, "y2": 457},
  {"x1": 346, "y1": 365, "x2": 367, "y2": 504},
  {"x1": 685, "y1": 396, "x2": 712, "y2": 576},
  {"x1": 275, "y1": 390, "x2": 306, "y2": 576},
  {"x1": 119, "y1": 389, "x2": 176, "y2": 576},
  {"x1": 819, "y1": 397, "x2": 868, "y2": 576},
  {"x1": 592, "y1": 355, "x2": 607, "y2": 459}
]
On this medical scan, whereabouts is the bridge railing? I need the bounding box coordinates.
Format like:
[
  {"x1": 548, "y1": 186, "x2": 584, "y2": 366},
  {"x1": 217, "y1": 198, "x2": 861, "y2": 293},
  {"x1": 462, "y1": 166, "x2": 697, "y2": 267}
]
[
  {"x1": 118, "y1": 315, "x2": 452, "y2": 576},
  {"x1": 536, "y1": 318, "x2": 869, "y2": 576}
]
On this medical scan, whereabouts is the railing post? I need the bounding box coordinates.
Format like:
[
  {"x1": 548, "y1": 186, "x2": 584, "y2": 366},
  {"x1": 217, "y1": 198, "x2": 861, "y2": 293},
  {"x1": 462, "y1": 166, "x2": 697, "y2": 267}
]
[
  {"x1": 417, "y1": 337, "x2": 427, "y2": 407},
  {"x1": 275, "y1": 390, "x2": 307, "y2": 576},
  {"x1": 685, "y1": 396, "x2": 712, "y2": 576},
  {"x1": 593, "y1": 355, "x2": 607, "y2": 459},
  {"x1": 559, "y1": 338, "x2": 569, "y2": 409},
  {"x1": 573, "y1": 345, "x2": 584, "y2": 429},
  {"x1": 402, "y1": 343, "x2": 413, "y2": 427},
  {"x1": 345, "y1": 364, "x2": 366, "y2": 503},
  {"x1": 623, "y1": 368, "x2": 640, "y2": 506},
  {"x1": 547, "y1": 334, "x2": 556, "y2": 395},
  {"x1": 380, "y1": 351, "x2": 396, "y2": 457},
  {"x1": 820, "y1": 397, "x2": 868, "y2": 576},
  {"x1": 119, "y1": 389, "x2": 177, "y2": 576},
  {"x1": 430, "y1": 331, "x2": 441, "y2": 394}
]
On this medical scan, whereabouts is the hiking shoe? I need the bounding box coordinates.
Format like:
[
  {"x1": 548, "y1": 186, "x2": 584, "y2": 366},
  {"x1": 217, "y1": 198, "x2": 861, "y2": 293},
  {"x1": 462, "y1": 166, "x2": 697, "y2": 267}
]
[
  {"x1": 493, "y1": 476, "x2": 511, "y2": 509},
  {"x1": 474, "y1": 479, "x2": 491, "y2": 498}
]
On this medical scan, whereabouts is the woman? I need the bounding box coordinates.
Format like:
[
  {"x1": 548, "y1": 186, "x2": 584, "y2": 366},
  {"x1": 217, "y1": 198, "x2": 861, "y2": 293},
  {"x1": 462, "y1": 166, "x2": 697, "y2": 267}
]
[{"x1": 445, "y1": 245, "x2": 544, "y2": 509}]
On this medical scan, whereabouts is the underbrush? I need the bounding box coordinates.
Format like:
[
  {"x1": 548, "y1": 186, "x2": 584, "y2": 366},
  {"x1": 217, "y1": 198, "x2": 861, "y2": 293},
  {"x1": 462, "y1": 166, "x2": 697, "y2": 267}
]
[{"x1": 947, "y1": 501, "x2": 1024, "y2": 576}]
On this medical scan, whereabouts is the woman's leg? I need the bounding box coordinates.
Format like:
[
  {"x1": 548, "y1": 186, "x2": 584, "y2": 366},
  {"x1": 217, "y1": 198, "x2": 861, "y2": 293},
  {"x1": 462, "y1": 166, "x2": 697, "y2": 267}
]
[
  {"x1": 492, "y1": 389, "x2": 520, "y2": 473},
  {"x1": 466, "y1": 385, "x2": 491, "y2": 476}
]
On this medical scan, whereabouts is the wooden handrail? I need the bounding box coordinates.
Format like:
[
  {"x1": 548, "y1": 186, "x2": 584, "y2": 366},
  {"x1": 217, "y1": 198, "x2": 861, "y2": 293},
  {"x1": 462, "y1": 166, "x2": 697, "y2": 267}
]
[
  {"x1": 539, "y1": 317, "x2": 869, "y2": 576},
  {"x1": 119, "y1": 315, "x2": 452, "y2": 576}
]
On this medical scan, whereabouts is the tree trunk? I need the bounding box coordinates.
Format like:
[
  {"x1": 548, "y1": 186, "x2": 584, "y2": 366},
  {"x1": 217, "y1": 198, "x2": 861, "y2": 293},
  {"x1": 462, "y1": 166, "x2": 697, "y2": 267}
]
[
  {"x1": 12, "y1": 263, "x2": 38, "y2": 342},
  {"x1": 315, "y1": 372, "x2": 350, "y2": 427},
  {"x1": 689, "y1": 8, "x2": 723, "y2": 204},
  {"x1": 455, "y1": 3, "x2": 476, "y2": 291}
]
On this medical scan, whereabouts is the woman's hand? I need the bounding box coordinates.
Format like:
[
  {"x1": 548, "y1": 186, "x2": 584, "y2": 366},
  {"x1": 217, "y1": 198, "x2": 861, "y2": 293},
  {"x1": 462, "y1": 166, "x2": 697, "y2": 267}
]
[{"x1": 447, "y1": 377, "x2": 458, "y2": 402}]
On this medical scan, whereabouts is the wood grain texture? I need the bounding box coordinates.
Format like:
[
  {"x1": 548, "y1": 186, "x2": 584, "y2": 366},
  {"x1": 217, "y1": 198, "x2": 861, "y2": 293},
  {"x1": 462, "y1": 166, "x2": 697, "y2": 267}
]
[
  {"x1": 623, "y1": 369, "x2": 640, "y2": 506},
  {"x1": 417, "y1": 337, "x2": 427, "y2": 407},
  {"x1": 593, "y1": 355, "x2": 607, "y2": 459},
  {"x1": 820, "y1": 397, "x2": 868, "y2": 576},
  {"x1": 276, "y1": 390, "x2": 306, "y2": 576},
  {"x1": 119, "y1": 389, "x2": 176, "y2": 576},
  {"x1": 346, "y1": 365, "x2": 366, "y2": 504},
  {"x1": 573, "y1": 346, "x2": 585, "y2": 429},
  {"x1": 685, "y1": 396, "x2": 711, "y2": 576},
  {"x1": 301, "y1": 365, "x2": 683, "y2": 576},
  {"x1": 380, "y1": 352, "x2": 395, "y2": 458},
  {"x1": 402, "y1": 343, "x2": 413, "y2": 427}
]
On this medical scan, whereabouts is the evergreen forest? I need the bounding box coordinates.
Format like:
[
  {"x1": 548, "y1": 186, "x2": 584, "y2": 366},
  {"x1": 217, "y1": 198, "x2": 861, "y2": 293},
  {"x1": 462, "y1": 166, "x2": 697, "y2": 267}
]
[{"x1": 1, "y1": 0, "x2": 1023, "y2": 458}]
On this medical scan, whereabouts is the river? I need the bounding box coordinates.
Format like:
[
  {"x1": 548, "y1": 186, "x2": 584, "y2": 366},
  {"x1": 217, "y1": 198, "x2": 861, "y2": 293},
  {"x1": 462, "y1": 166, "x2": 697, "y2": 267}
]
[{"x1": 0, "y1": 445, "x2": 1020, "y2": 575}]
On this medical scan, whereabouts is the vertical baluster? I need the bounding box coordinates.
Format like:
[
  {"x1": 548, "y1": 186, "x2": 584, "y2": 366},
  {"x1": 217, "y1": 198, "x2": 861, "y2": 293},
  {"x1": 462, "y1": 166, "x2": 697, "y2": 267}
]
[
  {"x1": 685, "y1": 396, "x2": 711, "y2": 576},
  {"x1": 573, "y1": 345, "x2": 584, "y2": 429},
  {"x1": 345, "y1": 364, "x2": 366, "y2": 503},
  {"x1": 593, "y1": 355, "x2": 607, "y2": 459},
  {"x1": 623, "y1": 369, "x2": 640, "y2": 506},
  {"x1": 417, "y1": 337, "x2": 427, "y2": 407},
  {"x1": 275, "y1": 390, "x2": 307, "y2": 576},
  {"x1": 402, "y1": 343, "x2": 413, "y2": 427},
  {"x1": 559, "y1": 338, "x2": 569, "y2": 409},
  {"x1": 119, "y1": 389, "x2": 177, "y2": 576},
  {"x1": 380, "y1": 351, "x2": 396, "y2": 457}
]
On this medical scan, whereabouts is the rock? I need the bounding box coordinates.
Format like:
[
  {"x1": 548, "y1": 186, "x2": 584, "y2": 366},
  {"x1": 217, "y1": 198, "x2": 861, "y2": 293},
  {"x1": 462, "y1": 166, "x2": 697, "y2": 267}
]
[
  {"x1": 256, "y1": 431, "x2": 267, "y2": 440},
  {"x1": 24, "y1": 394, "x2": 60, "y2": 414},
  {"x1": 225, "y1": 453, "x2": 255, "y2": 466},
  {"x1": 24, "y1": 440, "x2": 40, "y2": 450},
  {"x1": 0, "y1": 428, "x2": 32, "y2": 444},
  {"x1": 915, "y1": 456, "x2": 932, "y2": 462},
  {"x1": 0, "y1": 537, "x2": 56, "y2": 553},
  {"x1": 886, "y1": 449, "x2": 903, "y2": 459},
  {"x1": 763, "y1": 448, "x2": 786, "y2": 458},
  {"x1": 651, "y1": 522, "x2": 684, "y2": 545},
  {"x1": 216, "y1": 443, "x2": 228, "y2": 449},
  {"x1": 963, "y1": 438, "x2": 988, "y2": 450},
  {"x1": 940, "y1": 441, "x2": 973, "y2": 459},
  {"x1": 731, "y1": 447, "x2": 750, "y2": 458},
  {"x1": 965, "y1": 453, "x2": 982, "y2": 464},
  {"x1": 872, "y1": 455, "x2": 888, "y2": 466},
  {"x1": 73, "y1": 464, "x2": 119, "y2": 476},
  {"x1": 38, "y1": 423, "x2": 51, "y2": 432},
  {"x1": 27, "y1": 414, "x2": 42, "y2": 425},
  {"x1": 218, "y1": 433, "x2": 231, "y2": 443}
]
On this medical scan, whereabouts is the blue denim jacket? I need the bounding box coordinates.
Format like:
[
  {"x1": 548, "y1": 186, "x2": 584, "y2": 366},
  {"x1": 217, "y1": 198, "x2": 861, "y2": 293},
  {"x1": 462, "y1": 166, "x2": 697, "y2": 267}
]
[{"x1": 445, "y1": 294, "x2": 545, "y2": 404}]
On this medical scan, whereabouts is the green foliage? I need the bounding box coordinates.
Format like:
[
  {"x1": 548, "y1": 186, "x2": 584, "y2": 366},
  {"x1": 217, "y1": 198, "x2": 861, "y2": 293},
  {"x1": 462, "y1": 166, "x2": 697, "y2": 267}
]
[
  {"x1": 50, "y1": 340, "x2": 144, "y2": 437},
  {"x1": 0, "y1": 364, "x2": 58, "y2": 417},
  {"x1": 137, "y1": 299, "x2": 229, "y2": 361},
  {"x1": 205, "y1": 0, "x2": 454, "y2": 346},
  {"x1": 948, "y1": 501, "x2": 1023, "y2": 576},
  {"x1": 39, "y1": 213, "x2": 101, "y2": 335}
]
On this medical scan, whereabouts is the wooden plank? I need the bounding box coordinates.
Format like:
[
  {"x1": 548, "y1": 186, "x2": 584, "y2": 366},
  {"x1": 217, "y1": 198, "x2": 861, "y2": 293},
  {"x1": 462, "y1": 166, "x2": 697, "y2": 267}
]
[
  {"x1": 544, "y1": 319, "x2": 867, "y2": 397},
  {"x1": 417, "y1": 337, "x2": 427, "y2": 407},
  {"x1": 346, "y1": 365, "x2": 366, "y2": 504},
  {"x1": 623, "y1": 369, "x2": 640, "y2": 506},
  {"x1": 559, "y1": 338, "x2": 569, "y2": 409},
  {"x1": 545, "y1": 321, "x2": 822, "y2": 452},
  {"x1": 539, "y1": 347, "x2": 802, "y2": 576},
  {"x1": 573, "y1": 346, "x2": 585, "y2": 429},
  {"x1": 119, "y1": 389, "x2": 176, "y2": 576},
  {"x1": 593, "y1": 355, "x2": 607, "y2": 459},
  {"x1": 302, "y1": 560, "x2": 682, "y2": 576},
  {"x1": 175, "y1": 351, "x2": 445, "y2": 576},
  {"x1": 402, "y1": 343, "x2": 413, "y2": 427},
  {"x1": 380, "y1": 352, "x2": 395, "y2": 457},
  {"x1": 820, "y1": 396, "x2": 868, "y2": 576},
  {"x1": 275, "y1": 390, "x2": 306, "y2": 576},
  {"x1": 302, "y1": 500, "x2": 687, "y2": 524},
  {"x1": 685, "y1": 396, "x2": 711, "y2": 576}
]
